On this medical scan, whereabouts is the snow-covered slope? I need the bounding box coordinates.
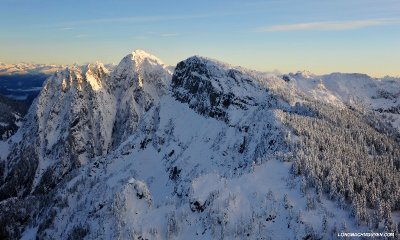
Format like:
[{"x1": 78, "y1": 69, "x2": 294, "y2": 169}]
[
  {"x1": 1, "y1": 51, "x2": 399, "y2": 239},
  {"x1": 18, "y1": 55, "x2": 355, "y2": 239},
  {"x1": 286, "y1": 71, "x2": 400, "y2": 130}
]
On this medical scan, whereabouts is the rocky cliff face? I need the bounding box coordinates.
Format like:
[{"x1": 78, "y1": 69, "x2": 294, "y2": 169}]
[{"x1": 172, "y1": 56, "x2": 266, "y2": 122}]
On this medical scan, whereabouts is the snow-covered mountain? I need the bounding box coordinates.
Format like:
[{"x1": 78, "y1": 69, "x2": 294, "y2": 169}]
[
  {"x1": 285, "y1": 71, "x2": 400, "y2": 130},
  {"x1": 0, "y1": 50, "x2": 172, "y2": 199},
  {"x1": 0, "y1": 63, "x2": 66, "y2": 76},
  {"x1": 0, "y1": 62, "x2": 117, "y2": 140},
  {"x1": 0, "y1": 51, "x2": 399, "y2": 239}
]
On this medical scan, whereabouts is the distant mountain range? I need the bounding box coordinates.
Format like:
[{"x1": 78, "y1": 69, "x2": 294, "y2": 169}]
[
  {"x1": 0, "y1": 62, "x2": 117, "y2": 76},
  {"x1": 0, "y1": 51, "x2": 399, "y2": 239},
  {"x1": 0, "y1": 62, "x2": 66, "y2": 76}
]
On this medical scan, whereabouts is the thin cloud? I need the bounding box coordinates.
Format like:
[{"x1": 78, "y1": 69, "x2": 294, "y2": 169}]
[
  {"x1": 59, "y1": 27, "x2": 74, "y2": 31},
  {"x1": 257, "y1": 18, "x2": 400, "y2": 32},
  {"x1": 74, "y1": 34, "x2": 89, "y2": 38},
  {"x1": 40, "y1": 10, "x2": 259, "y2": 30},
  {"x1": 159, "y1": 33, "x2": 179, "y2": 37},
  {"x1": 144, "y1": 32, "x2": 179, "y2": 38},
  {"x1": 132, "y1": 36, "x2": 147, "y2": 40},
  {"x1": 69, "y1": 16, "x2": 172, "y2": 25},
  {"x1": 46, "y1": 12, "x2": 240, "y2": 28}
]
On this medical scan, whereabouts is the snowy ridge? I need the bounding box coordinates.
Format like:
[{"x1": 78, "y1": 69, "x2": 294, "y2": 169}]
[{"x1": 287, "y1": 71, "x2": 400, "y2": 130}]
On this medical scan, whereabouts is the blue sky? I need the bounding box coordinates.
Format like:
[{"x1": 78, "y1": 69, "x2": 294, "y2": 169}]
[{"x1": 1, "y1": 0, "x2": 399, "y2": 76}]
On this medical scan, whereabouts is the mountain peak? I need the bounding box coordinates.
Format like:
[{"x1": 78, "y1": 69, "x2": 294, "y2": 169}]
[
  {"x1": 184, "y1": 55, "x2": 232, "y2": 70},
  {"x1": 128, "y1": 49, "x2": 164, "y2": 65},
  {"x1": 112, "y1": 49, "x2": 171, "y2": 92},
  {"x1": 86, "y1": 61, "x2": 109, "y2": 74},
  {"x1": 172, "y1": 55, "x2": 265, "y2": 122},
  {"x1": 114, "y1": 49, "x2": 164, "y2": 76}
]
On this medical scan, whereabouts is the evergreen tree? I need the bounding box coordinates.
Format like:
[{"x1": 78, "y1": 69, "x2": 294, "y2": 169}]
[{"x1": 322, "y1": 214, "x2": 328, "y2": 233}]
